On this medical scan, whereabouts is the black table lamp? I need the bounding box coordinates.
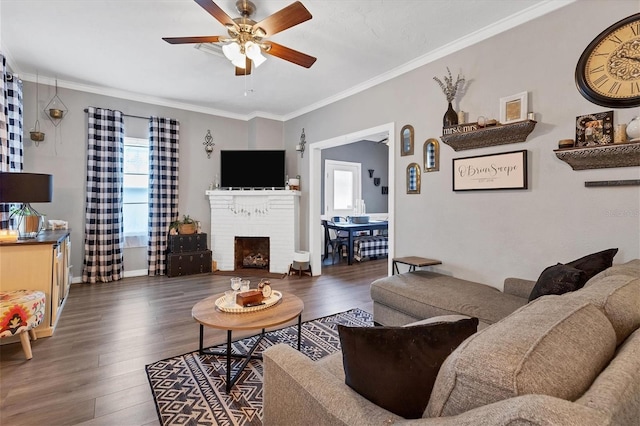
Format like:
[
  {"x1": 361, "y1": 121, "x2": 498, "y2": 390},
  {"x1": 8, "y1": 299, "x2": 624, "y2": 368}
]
[{"x1": 0, "y1": 172, "x2": 53, "y2": 239}]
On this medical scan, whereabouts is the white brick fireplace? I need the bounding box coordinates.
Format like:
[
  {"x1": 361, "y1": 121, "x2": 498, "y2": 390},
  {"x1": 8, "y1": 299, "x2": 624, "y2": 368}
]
[{"x1": 206, "y1": 190, "x2": 300, "y2": 274}]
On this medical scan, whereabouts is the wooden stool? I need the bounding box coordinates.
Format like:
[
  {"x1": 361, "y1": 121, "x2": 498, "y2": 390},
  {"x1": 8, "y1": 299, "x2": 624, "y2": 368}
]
[
  {"x1": 0, "y1": 290, "x2": 46, "y2": 359},
  {"x1": 289, "y1": 251, "x2": 312, "y2": 277}
]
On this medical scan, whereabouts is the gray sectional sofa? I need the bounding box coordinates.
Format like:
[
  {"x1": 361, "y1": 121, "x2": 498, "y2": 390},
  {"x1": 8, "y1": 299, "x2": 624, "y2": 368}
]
[
  {"x1": 262, "y1": 259, "x2": 640, "y2": 425},
  {"x1": 370, "y1": 270, "x2": 534, "y2": 329}
]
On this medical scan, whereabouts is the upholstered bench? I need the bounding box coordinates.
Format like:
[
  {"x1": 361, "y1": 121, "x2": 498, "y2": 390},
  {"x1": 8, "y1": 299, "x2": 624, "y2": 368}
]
[
  {"x1": 354, "y1": 236, "x2": 388, "y2": 261},
  {"x1": 0, "y1": 290, "x2": 46, "y2": 359}
]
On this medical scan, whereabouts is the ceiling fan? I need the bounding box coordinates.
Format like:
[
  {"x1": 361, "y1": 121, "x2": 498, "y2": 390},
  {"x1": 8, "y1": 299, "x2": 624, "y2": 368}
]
[{"x1": 163, "y1": 0, "x2": 316, "y2": 76}]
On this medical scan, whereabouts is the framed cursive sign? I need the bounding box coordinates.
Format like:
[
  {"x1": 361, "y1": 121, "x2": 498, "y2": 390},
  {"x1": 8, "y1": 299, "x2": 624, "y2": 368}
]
[{"x1": 453, "y1": 150, "x2": 528, "y2": 191}]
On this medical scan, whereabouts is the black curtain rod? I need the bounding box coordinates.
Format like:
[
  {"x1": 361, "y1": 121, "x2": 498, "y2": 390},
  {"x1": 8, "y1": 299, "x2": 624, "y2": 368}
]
[{"x1": 83, "y1": 108, "x2": 148, "y2": 120}]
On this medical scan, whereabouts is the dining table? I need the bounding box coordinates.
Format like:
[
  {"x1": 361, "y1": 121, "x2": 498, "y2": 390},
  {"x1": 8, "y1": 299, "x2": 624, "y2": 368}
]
[{"x1": 324, "y1": 220, "x2": 388, "y2": 265}]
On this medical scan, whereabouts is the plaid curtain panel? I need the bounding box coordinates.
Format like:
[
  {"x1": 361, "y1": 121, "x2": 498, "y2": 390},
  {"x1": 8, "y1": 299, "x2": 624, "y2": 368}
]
[
  {"x1": 0, "y1": 54, "x2": 24, "y2": 228},
  {"x1": 82, "y1": 107, "x2": 124, "y2": 283},
  {"x1": 147, "y1": 117, "x2": 179, "y2": 276}
]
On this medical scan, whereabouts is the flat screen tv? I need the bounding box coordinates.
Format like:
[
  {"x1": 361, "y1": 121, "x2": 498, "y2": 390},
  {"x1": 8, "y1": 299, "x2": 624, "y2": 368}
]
[{"x1": 220, "y1": 150, "x2": 286, "y2": 189}]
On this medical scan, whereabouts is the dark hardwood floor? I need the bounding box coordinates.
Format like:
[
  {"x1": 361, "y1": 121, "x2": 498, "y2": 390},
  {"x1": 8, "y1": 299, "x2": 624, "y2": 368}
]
[{"x1": 0, "y1": 258, "x2": 387, "y2": 426}]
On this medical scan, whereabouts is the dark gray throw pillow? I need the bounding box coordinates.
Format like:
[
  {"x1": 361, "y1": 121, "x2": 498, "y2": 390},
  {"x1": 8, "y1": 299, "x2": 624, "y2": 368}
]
[
  {"x1": 337, "y1": 317, "x2": 478, "y2": 419},
  {"x1": 565, "y1": 248, "x2": 618, "y2": 288},
  {"x1": 528, "y1": 263, "x2": 585, "y2": 302}
]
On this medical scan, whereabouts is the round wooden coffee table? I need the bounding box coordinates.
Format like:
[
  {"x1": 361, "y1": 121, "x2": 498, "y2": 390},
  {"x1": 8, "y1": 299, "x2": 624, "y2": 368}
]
[{"x1": 192, "y1": 291, "x2": 304, "y2": 392}]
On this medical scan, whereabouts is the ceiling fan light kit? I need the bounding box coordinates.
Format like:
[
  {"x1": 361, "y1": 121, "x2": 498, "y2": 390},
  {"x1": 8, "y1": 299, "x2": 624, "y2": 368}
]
[{"x1": 163, "y1": 0, "x2": 315, "y2": 76}]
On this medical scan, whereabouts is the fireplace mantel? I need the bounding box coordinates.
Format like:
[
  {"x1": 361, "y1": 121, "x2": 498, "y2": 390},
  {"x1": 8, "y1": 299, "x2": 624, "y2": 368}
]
[{"x1": 206, "y1": 190, "x2": 301, "y2": 274}]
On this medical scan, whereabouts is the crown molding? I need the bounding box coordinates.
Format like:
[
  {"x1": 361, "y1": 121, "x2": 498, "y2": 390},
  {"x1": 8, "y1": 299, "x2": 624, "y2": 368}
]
[
  {"x1": 5, "y1": 0, "x2": 575, "y2": 123},
  {"x1": 282, "y1": 0, "x2": 575, "y2": 121}
]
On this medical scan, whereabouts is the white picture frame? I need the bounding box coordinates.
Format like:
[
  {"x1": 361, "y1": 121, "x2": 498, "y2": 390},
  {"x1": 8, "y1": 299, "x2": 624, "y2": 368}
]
[{"x1": 499, "y1": 91, "x2": 528, "y2": 124}]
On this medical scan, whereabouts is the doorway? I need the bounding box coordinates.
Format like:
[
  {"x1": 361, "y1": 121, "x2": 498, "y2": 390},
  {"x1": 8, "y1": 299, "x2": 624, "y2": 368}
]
[{"x1": 308, "y1": 122, "x2": 395, "y2": 276}]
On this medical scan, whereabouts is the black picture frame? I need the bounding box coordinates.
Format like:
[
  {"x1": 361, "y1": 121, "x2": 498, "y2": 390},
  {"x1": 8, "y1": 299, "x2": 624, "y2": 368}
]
[
  {"x1": 452, "y1": 150, "x2": 528, "y2": 191},
  {"x1": 575, "y1": 111, "x2": 613, "y2": 147}
]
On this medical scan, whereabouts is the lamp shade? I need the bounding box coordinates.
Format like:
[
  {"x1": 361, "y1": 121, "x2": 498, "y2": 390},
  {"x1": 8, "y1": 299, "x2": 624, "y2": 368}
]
[{"x1": 0, "y1": 172, "x2": 53, "y2": 203}]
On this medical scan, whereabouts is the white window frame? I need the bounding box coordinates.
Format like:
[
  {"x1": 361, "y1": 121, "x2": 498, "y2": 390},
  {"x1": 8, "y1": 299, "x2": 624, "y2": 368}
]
[{"x1": 324, "y1": 159, "x2": 361, "y2": 219}]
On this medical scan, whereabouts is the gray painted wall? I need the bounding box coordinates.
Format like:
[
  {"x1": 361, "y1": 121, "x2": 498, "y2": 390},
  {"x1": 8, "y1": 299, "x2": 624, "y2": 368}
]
[
  {"x1": 21, "y1": 84, "x2": 282, "y2": 278},
  {"x1": 283, "y1": 1, "x2": 640, "y2": 287},
  {"x1": 17, "y1": 0, "x2": 640, "y2": 287},
  {"x1": 321, "y1": 140, "x2": 389, "y2": 214}
]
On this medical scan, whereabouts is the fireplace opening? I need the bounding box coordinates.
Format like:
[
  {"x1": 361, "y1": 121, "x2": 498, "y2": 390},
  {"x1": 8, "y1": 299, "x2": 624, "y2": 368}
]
[{"x1": 235, "y1": 236, "x2": 270, "y2": 271}]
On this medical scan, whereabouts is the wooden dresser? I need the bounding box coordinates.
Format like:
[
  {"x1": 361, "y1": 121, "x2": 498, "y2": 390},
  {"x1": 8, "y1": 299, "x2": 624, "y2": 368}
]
[{"x1": 0, "y1": 230, "x2": 71, "y2": 337}]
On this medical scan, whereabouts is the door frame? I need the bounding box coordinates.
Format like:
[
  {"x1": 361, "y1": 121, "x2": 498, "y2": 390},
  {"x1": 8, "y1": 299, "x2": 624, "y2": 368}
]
[{"x1": 309, "y1": 122, "x2": 395, "y2": 276}]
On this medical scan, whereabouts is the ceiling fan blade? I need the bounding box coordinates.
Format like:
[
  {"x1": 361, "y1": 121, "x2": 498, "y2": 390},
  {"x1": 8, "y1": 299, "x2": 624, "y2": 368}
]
[
  {"x1": 235, "y1": 57, "x2": 252, "y2": 76},
  {"x1": 163, "y1": 36, "x2": 222, "y2": 44},
  {"x1": 194, "y1": 0, "x2": 236, "y2": 27},
  {"x1": 253, "y1": 1, "x2": 312, "y2": 36},
  {"x1": 266, "y1": 42, "x2": 316, "y2": 68}
]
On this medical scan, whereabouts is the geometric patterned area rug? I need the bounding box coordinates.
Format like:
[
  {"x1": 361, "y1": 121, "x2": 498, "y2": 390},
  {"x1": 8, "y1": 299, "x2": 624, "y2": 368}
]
[{"x1": 145, "y1": 308, "x2": 373, "y2": 426}]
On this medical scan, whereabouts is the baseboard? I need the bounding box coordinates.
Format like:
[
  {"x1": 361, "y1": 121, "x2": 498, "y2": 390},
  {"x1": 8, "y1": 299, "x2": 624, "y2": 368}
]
[
  {"x1": 124, "y1": 269, "x2": 148, "y2": 278},
  {"x1": 71, "y1": 269, "x2": 148, "y2": 284}
]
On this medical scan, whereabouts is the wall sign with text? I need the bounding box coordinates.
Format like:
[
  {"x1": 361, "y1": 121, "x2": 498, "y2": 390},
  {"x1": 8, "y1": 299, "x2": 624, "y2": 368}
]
[{"x1": 452, "y1": 150, "x2": 528, "y2": 191}]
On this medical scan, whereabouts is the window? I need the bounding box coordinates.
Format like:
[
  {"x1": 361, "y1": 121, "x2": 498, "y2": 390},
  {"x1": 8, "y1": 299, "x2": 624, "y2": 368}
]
[
  {"x1": 324, "y1": 159, "x2": 361, "y2": 218},
  {"x1": 123, "y1": 137, "x2": 149, "y2": 248}
]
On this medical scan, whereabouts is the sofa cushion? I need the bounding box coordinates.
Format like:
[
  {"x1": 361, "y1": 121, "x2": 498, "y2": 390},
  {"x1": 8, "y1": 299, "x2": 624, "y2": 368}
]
[
  {"x1": 586, "y1": 259, "x2": 640, "y2": 284},
  {"x1": 425, "y1": 298, "x2": 616, "y2": 418},
  {"x1": 371, "y1": 271, "x2": 527, "y2": 325},
  {"x1": 569, "y1": 275, "x2": 640, "y2": 345},
  {"x1": 528, "y1": 263, "x2": 585, "y2": 302},
  {"x1": 338, "y1": 317, "x2": 478, "y2": 419},
  {"x1": 566, "y1": 248, "x2": 618, "y2": 288},
  {"x1": 576, "y1": 328, "x2": 640, "y2": 426}
]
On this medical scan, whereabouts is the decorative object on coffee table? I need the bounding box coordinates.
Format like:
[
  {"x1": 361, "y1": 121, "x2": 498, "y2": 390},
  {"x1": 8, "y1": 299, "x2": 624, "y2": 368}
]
[{"x1": 434, "y1": 67, "x2": 465, "y2": 127}]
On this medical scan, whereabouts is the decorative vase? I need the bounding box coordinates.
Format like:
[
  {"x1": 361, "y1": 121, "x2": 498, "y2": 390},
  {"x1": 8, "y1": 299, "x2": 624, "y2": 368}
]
[
  {"x1": 443, "y1": 102, "x2": 458, "y2": 127},
  {"x1": 626, "y1": 116, "x2": 640, "y2": 142}
]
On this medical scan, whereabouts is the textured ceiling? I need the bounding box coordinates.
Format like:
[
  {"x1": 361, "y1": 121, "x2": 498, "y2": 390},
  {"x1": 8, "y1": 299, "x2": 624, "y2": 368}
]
[{"x1": 1, "y1": 0, "x2": 571, "y2": 120}]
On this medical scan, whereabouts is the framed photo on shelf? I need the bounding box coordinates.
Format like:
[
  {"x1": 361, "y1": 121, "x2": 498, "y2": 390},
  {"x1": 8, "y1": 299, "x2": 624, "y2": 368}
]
[
  {"x1": 499, "y1": 91, "x2": 528, "y2": 124},
  {"x1": 575, "y1": 111, "x2": 613, "y2": 146},
  {"x1": 453, "y1": 150, "x2": 528, "y2": 191}
]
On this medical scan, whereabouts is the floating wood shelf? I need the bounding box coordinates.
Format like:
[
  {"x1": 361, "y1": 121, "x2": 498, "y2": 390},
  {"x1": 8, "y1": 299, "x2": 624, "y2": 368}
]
[
  {"x1": 554, "y1": 141, "x2": 640, "y2": 170},
  {"x1": 440, "y1": 120, "x2": 536, "y2": 151}
]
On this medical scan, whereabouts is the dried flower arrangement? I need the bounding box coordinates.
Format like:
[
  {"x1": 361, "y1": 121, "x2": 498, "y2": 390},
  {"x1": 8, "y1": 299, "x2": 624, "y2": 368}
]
[{"x1": 433, "y1": 67, "x2": 465, "y2": 103}]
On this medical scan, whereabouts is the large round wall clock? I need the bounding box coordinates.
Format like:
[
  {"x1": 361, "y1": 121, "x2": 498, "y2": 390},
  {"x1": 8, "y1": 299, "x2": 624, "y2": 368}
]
[{"x1": 575, "y1": 13, "x2": 640, "y2": 108}]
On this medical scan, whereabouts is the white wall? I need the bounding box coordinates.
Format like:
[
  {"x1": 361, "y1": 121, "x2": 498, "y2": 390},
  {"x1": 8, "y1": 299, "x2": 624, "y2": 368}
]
[{"x1": 284, "y1": 1, "x2": 640, "y2": 287}]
